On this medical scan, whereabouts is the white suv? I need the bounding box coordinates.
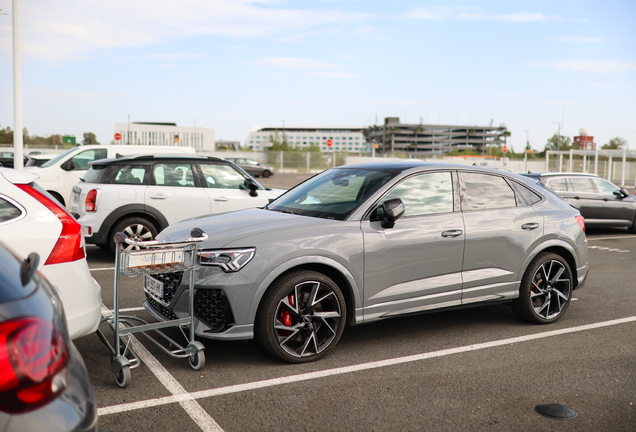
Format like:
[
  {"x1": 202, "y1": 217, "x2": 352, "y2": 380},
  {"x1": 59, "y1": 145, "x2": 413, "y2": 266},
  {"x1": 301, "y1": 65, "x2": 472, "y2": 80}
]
[
  {"x1": 0, "y1": 168, "x2": 102, "y2": 340},
  {"x1": 70, "y1": 155, "x2": 286, "y2": 252}
]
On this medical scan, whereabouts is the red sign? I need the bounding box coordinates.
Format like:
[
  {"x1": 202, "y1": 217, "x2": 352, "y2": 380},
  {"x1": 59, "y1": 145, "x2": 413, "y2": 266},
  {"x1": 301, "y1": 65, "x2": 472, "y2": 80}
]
[
  {"x1": 502, "y1": 145, "x2": 508, "y2": 153},
  {"x1": 114, "y1": 133, "x2": 121, "y2": 141},
  {"x1": 326, "y1": 139, "x2": 333, "y2": 147}
]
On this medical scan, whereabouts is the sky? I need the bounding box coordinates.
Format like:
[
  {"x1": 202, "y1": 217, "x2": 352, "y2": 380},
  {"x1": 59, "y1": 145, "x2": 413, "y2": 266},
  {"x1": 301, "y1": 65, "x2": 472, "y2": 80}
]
[{"x1": 0, "y1": 0, "x2": 634, "y2": 153}]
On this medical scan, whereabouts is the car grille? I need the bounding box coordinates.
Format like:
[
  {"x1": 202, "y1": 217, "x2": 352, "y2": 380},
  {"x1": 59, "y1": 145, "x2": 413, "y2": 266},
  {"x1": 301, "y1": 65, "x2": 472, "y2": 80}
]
[
  {"x1": 194, "y1": 289, "x2": 235, "y2": 333},
  {"x1": 145, "y1": 294, "x2": 178, "y2": 320}
]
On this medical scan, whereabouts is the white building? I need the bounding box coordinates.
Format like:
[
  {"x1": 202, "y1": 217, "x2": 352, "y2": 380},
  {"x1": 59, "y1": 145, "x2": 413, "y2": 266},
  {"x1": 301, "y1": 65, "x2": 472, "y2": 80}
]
[
  {"x1": 114, "y1": 122, "x2": 215, "y2": 151},
  {"x1": 245, "y1": 125, "x2": 370, "y2": 153}
]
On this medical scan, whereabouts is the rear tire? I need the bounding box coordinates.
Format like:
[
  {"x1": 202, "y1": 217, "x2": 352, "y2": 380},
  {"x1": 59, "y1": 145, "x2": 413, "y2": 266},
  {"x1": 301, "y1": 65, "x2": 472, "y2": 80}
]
[
  {"x1": 256, "y1": 270, "x2": 346, "y2": 363},
  {"x1": 512, "y1": 252, "x2": 573, "y2": 324},
  {"x1": 262, "y1": 170, "x2": 272, "y2": 178},
  {"x1": 48, "y1": 191, "x2": 65, "y2": 207},
  {"x1": 109, "y1": 217, "x2": 158, "y2": 254}
]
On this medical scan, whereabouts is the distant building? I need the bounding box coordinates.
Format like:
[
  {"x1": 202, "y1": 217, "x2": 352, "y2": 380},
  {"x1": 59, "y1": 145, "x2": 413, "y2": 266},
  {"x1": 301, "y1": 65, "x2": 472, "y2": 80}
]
[
  {"x1": 365, "y1": 117, "x2": 510, "y2": 155},
  {"x1": 245, "y1": 125, "x2": 370, "y2": 153},
  {"x1": 113, "y1": 122, "x2": 215, "y2": 151},
  {"x1": 574, "y1": 128, "x2": 595, "y2": 150}
]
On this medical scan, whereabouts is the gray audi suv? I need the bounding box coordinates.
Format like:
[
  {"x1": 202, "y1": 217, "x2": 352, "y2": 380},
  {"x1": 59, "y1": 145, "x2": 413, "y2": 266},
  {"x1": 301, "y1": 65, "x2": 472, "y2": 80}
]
[{"x1": 145, "y1": 161, "x2": 588, "y2": 363}]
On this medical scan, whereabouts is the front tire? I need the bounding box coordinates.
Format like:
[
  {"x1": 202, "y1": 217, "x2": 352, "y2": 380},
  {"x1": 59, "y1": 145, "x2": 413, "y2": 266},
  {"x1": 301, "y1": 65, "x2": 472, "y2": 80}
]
[
  {"x1": 256, "y1": 270, "x2": 346, "y2": 363},
  {"x1": 512, "y1": 252, "x2": 573, "y2": 324},
  {"x1": 262, "y1": 170, "x2": 272, "y2": 178},
  {"x1": 110, "y1": 216, "x2": 158, "y2": 254}
]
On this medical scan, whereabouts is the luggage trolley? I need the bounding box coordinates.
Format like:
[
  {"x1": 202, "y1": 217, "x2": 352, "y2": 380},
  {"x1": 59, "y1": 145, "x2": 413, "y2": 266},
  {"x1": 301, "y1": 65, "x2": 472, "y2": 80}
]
[{"x1": 97, "y1": 228, "x2": 208, "y2": 388}]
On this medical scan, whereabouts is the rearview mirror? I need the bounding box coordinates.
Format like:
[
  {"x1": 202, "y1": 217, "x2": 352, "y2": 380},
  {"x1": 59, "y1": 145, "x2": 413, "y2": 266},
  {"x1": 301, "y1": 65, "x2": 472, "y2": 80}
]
[
  {"x1": 379, "y1": 198, "x2": 405, "y2": 229},
  {"x1": 61, "y1": 159, "x2": 75, "y2": 171},
  {"x1": 244, "y1": 178, "x2": 259, "y2": 197}
]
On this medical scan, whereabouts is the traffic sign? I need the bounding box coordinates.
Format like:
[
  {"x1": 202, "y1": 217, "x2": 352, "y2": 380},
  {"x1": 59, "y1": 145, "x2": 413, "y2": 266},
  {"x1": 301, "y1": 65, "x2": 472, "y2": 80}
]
[
  {"x1": 114, "y1": 133, "x2": 121, "y2": 141},
  {"x1": 326, "y1": 139, "x2": 333, "y2": 147},
  {"x1": 502, "y1": 145, "x2": 508, "y2": 153}
]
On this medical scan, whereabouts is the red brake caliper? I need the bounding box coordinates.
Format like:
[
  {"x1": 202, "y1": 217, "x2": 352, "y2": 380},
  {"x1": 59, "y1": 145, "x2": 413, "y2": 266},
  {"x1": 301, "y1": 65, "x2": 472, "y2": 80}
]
[{"x1": 278, "y1": 294, "x2": 295, "y2": 335}]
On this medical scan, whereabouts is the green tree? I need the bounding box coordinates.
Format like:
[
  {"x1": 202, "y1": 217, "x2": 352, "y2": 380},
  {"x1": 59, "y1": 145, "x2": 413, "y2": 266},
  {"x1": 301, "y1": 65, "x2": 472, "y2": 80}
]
[
  {"x1": 602, "y1": 137, "x2": 627, "y2": 150},
  {"x1": 82, "y1": 132, "x2": 100, "y2": 145},
  {"x1": 267, "y1": 130, "x2": 291, "y2": 151},
  {"x1": 545, "y1": 133, "x2": 573, "y2": 151}
]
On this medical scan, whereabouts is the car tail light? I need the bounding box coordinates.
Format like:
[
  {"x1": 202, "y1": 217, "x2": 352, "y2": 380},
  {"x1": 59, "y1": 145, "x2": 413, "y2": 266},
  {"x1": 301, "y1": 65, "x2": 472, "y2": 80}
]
[
  {"x1": 0, "y1": 317, "x2": 69, "y2": 413},
  {"x1": 85, "y1": 189, "x2": 98, "y2": 212},
  {"x1": 17, "y1": 184, "x2": 86, "y2": 264},
  {"x1": 575, "y1": 215, "x2": 585, "y2": 233}
]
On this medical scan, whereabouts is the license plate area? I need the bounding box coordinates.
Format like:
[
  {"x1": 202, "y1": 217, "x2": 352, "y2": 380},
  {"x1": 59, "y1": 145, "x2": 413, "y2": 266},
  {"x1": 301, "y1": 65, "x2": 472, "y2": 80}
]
[{"x1": 144, "y1": 275, "x2": 167, "y2": 306}]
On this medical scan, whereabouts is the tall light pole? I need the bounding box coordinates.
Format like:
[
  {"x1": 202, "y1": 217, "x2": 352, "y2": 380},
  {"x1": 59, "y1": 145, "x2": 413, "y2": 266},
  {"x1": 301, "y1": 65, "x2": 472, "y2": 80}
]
[
  {"x1": 12, "y1": 0, "x2": 24, "y2": 170},
  {"x1": 549, "y1": 121, "x2": 562, "y2": 172},
  {"x1": 524, "y1": 130, "x2": 529, "y2": 172}
]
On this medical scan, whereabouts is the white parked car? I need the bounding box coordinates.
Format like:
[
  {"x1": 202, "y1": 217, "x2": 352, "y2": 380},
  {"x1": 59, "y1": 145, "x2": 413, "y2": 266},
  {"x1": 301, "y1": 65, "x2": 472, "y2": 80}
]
[
  {"x1": 25, "y1": 144, "x2": 195, "y2": 207},
  {"x1": 0, "y1": 168, "x2": 102, "y2": 339},
  {"x1": 70, "y1": 154, "x2": 286, "y2": 252}
]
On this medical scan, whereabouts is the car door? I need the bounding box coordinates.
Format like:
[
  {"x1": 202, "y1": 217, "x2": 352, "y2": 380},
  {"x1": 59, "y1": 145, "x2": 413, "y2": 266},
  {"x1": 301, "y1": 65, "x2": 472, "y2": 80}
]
[
  {"x1": 590, "y1": 177, "x2": 636, "y2": 225},
  {"x1": 558, "y1": 177, "x2": 604, "y2": 220},
  {"x1": 145, "y1": 163, "x2": 211, "y2": 225},
  {"x1": 459, "y1": 172, "x2": 544, "y2": 304},
  {"x1": 361, "y1": 170, "x2": 465, "y2": 321},
  {"x1": 198, "y1": 162, "x2": 270, "y2": 213}
]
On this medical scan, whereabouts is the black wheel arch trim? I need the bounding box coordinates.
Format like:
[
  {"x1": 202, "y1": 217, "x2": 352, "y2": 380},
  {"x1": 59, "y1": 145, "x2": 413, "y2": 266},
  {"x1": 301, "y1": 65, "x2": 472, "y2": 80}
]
[{"x1": 89, "y1": 204, "x2": 169, "y2": 245}]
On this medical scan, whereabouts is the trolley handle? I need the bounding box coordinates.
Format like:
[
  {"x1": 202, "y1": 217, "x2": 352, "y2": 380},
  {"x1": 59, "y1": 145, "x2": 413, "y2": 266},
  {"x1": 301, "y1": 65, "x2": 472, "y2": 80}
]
[{"x1": 115, "y1": 228, "x2": 208, "y2": 248}]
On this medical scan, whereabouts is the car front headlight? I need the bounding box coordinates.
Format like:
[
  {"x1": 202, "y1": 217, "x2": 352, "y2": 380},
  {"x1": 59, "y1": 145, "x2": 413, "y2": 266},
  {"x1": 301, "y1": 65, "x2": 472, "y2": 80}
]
[{"x1": 197, "y1": 248, "x2": 255, "y2": 272}]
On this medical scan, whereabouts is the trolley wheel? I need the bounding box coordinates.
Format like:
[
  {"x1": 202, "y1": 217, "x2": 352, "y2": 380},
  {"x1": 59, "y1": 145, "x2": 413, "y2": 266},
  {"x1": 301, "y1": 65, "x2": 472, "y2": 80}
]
[
  {"x1": 189, "y1": 350, "x2": 205, "y2": 371},
  {"x1": 115, "y1": 366, "x2": 131, "y2": 388}
]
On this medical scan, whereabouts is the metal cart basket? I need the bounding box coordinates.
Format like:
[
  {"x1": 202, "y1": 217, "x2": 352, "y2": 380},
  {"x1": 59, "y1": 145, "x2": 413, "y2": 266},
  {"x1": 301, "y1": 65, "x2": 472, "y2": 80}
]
[{"x1": 97, "y1": 228, "x2": 207, "y2": 387}]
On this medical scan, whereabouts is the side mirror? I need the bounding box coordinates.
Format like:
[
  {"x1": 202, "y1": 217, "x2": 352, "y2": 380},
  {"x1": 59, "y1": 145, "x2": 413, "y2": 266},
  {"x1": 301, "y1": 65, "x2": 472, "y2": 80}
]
[
  {"x1": 61, "y1": 159, "x2": 75, "y2": 171},
  {"x1": 244, "y1": 178, "x2": 259, "y2": 197},
  {"x1": 379, "y1": 198, "x2": 405, "y2": 228},
  {"x1": 614, "y1": 188, "x2": 629, "y2": 199}
]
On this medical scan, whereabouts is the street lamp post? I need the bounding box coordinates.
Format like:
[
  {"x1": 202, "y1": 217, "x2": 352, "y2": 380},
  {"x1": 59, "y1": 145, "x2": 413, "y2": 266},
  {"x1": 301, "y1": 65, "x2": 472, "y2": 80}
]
[
  {"x1": 524, "y1": 130, "x2": 529, "y2": 173},
  {"x1": 549, "y1": 121, "x2": 562, "y2": 172}
]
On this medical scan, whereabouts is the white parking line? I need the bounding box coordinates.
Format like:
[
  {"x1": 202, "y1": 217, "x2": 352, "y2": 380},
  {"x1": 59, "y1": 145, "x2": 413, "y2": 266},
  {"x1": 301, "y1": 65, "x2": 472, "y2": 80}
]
[
  {"x1": 98, "y1": 315, "x2": 636, "y2": 417},
  {"x1": 90, "y1": 267, "x2": 116, "y2": 271},
  {"x1": 587, "y1": 236, "x2": 635, "y2": 241},
  {"x1": 100, "y1": 304, "x2": 223, "y2": 432}
]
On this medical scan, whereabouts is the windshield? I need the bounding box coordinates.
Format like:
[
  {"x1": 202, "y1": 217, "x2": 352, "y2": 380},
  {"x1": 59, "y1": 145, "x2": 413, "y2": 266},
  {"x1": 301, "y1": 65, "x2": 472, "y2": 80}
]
[
  {"x1": 41, "y1": 147, "x2": 77, "y2": 168},
  {"x1": 267, "y1": 168, "x2": 396, "y2": 220}
]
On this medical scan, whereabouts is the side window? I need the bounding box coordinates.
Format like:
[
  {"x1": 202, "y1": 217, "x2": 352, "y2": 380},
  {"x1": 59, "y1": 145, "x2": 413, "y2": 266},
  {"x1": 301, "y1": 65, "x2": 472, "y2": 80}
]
[
  {"x1": 567, "y1": 177, "x2": 595, "y2": 193},
  {"x1": 113, "y1": 165, "x2": 146, "y2": 185},
  {"x1": 461, "y1": 172, "x2": 516, "y2": 210},
  {"x1": 591, "y1": 178, "x2": 619, "y2": 194},
  {"x1": 152, "y1": 164, "x2": 195, "y2": 187},
  {"x1": 0, "y1": 197, "x2": 24, "y2": 223},
  {"x1": 70, "y1": 149, "x2": 107, "y2": 171},
  {"x1": 510, "y1": 182, "x2": 542, "y2": 206},
  {"x1": 546, "y1": 178, "x2": 568, "y2": 192},
  {"x1": 380, "y1": 172, "x2": 453, "y2": 217},
  {"x1": 198, "y1": 164, "x2": 247, "y2": 189}
]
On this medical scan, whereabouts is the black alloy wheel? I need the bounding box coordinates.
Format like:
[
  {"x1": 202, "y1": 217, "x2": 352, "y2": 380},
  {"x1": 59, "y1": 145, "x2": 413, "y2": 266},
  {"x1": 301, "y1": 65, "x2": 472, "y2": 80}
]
[
  {"x1": 256, "y1": 270, "x2": 346, "y2": 363},
  {"x1": 513, "y1": 252, "x2": 573, "y2": 324}
]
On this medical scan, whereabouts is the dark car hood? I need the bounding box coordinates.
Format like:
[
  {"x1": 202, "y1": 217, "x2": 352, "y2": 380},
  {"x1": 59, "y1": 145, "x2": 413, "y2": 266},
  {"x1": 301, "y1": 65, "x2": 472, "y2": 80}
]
[{"x1": 156, "y1": 208, "x2": 337, "y2": 248}]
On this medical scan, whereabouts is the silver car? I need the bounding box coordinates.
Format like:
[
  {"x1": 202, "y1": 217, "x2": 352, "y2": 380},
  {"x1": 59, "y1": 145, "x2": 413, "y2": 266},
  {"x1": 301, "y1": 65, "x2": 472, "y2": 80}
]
[{"x1": 148, "y1": 162, "x2": 588, "y2": 363}]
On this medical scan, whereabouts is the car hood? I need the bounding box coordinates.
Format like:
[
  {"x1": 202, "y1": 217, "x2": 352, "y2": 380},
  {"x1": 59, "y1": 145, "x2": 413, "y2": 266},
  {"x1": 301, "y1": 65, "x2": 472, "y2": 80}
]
[{"x1": 156, "y1": 208, "x2": 337, "y2": 248}]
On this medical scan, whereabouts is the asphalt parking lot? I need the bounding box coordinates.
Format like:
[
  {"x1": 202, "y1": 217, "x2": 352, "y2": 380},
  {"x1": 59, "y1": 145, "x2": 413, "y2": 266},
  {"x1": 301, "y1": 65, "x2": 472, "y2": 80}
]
[{"x1": 73, "y1": 173, "x2": 636, "y2": 432}]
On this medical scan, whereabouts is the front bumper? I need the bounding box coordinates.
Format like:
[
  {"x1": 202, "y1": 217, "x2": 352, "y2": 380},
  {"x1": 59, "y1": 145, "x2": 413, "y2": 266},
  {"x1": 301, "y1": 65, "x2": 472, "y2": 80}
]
[{"x1": 142, "y1": 267, "x2": 257, "y2": 341}]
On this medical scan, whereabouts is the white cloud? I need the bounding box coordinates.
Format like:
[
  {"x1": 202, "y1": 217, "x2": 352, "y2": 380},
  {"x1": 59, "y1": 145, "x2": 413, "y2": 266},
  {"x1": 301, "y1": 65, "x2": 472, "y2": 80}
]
[
  {"x1": 146, "y1": 53, "x2": 207, "y2": 59},
  {"x1": 253, "y1": 57, "x2": 340, "y2": 70},
  {"x1": 0, "y1": 0, "x2": 371, "y2": 61},
  {"x1": 458, "y1": 11, "x2": 559, "y2": 23},
  {"x1": 308, "y1": 71, "x2": 361, "y2": 78},
  {"x1": 532, "y1": 60, "x2": 636, "y2": 73},
  {"x1": 584, "y1": 82, "x2": 620, "y2": 87}
]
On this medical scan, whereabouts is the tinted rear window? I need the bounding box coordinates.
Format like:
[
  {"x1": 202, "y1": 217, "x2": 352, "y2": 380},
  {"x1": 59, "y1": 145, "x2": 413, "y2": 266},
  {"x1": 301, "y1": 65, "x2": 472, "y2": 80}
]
[
  {"x1": 0, "y1": 197, "x2": 23, "y2": 223},
  {"x1": 461, "y1": 172, "x2": 517, "y2": 210}
]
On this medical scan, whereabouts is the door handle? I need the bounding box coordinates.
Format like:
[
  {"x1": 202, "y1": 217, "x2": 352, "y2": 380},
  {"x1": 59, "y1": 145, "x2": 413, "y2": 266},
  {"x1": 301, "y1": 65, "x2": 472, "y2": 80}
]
[
  {"x1": 149, "y1": 194, "x2": 166, "y2": 200},
  {"x1": 521, "y1": 222, "x2": 540, "y2": 230},
  {"x1": 214, "y1": 197, "x2": 229, "y2": 202},
  {"x1": 441, "y1": 229, "x2": 463, "y2": 238}
]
